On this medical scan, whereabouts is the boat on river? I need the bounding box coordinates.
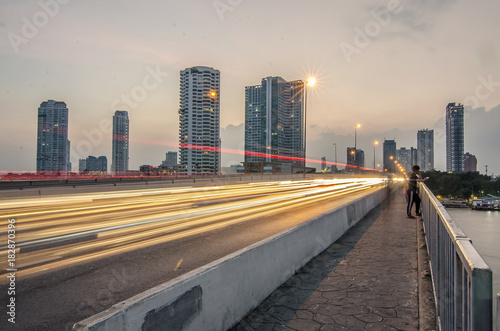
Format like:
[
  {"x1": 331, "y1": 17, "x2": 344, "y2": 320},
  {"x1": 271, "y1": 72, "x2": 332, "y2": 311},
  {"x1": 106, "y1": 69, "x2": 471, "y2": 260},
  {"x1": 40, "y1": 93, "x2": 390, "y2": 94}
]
[
  {"x1": 441, "y1": 199, "x2": 469, "y2": 208},
  {"x1": 470, "y1": 196, "x2": 500, "y2": 211}
]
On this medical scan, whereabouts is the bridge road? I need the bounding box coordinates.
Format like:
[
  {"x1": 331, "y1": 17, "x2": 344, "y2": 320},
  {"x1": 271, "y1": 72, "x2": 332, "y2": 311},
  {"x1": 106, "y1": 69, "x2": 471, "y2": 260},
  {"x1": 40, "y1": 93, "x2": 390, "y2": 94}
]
[
  {"x1": 233, "y1": 190, "x2": 434, "y2": 330},
  {"x1": 0, "y1": 179, "x2": 383, "y2": 330}
]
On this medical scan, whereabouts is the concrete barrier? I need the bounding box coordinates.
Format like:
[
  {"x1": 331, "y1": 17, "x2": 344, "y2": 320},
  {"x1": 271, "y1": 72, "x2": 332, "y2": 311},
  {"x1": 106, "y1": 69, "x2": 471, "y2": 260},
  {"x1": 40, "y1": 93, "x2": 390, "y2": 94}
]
[{"x1": 74, "y1": 186, "x2": 387, "y2": 331}]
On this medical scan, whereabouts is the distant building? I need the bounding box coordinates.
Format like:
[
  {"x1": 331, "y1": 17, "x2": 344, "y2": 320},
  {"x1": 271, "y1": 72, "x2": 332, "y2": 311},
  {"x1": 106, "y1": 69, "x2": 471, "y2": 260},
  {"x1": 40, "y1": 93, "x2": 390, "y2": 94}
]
[
  {"x1": 383, "y1": 140, "x2": 397, "y2": 172},
  {"x1": 78, "y1": 159, "x2": 86, "y2": 172},
  {"x1": 96, "y1": 156, "x2": 107, "y2": 172},
  {"x1": 179, "y1": 66, "x2": 220, "y2": 175},
  {"x1": 242, "y1": 161, "x2": 313, "y2": 174},
  {"x1": 446, "y1": 103, "x2": 464, "y2": 172},
  {"x1": 79, "y1": 156, "x2": 107, "y2": 172},
  {"x1": 36, "y1": 100, "x2": 70, "y2": 172},
  {"x1": 417, "y1": 129, "x2": 434, "y2": 171},
  {"x1": 244, "y1": 76, "x2": 305, "y2": 168},
  {"x1": 221, "y1": 164, "x2": 245, "y2": 175},
  {"x1": 396, "y1": 147, "x2": 412, "y2": 173},
  {"x1": 347, "y1": 148, "x2": 364, "y2": 170},
  {"x1": 162, "y1": 151, "x2": 178, "y2": 167},
  {"x1": 410, "y1": 147, "x2": 418, "y2": 170},
  {"x1": 112, "y1": 111, "x2": 129, "y2": 173},
  {"x1": 464, "y1": 153, "x2": 477, "y2": 172},
  {"x1": 321, "y1": 157, "x2": 326, "y2": 171}
]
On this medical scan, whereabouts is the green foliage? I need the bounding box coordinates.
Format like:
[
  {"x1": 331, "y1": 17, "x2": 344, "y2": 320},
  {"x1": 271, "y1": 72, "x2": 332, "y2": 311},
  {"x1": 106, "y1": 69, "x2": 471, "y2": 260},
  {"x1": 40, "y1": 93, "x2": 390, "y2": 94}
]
[{"x1": 422, "y1": 171, "x2": 500, "y2": 199}]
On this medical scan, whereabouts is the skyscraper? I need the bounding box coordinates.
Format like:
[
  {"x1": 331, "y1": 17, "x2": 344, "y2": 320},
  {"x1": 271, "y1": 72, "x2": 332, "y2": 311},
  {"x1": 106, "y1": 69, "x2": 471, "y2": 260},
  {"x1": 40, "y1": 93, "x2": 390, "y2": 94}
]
[
  {"x1": 244, "y1": 77, "x2": 305, "y2": 167},
  {"x1": 417, "y1": 129, "x2": 434, "y2": 171},
  {"x1": 446, "y1": 103, "x2": 464, "y2": 173},
  {"x1": 36, "y1": 100, "x2": 70, "y2": 172},
  {"x1": 112, "y1": 110, "x2": 129, "y2": 173},
  {"x1": 383, "y1": 139, "x2": 396, "y2": 172},
  {"x1": 179, "y1": 66, "x2": 220, "y2": 175}
]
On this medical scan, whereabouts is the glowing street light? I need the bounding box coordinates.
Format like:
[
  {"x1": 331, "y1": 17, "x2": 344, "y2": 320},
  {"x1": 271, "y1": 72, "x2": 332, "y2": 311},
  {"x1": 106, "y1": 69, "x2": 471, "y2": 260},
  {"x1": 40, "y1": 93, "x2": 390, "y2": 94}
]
[
  {"x1": 303, "y1": 77, "x2": 316, "y2": 177},
  {"x1": 333, "y1": 142, "x2": 337, "y2": 172},
  {"x1": 373, "y1": 140, "x2": 378, "y2": 170},
  {"x1": 354, "y1": 124, "x2": 361, "y2": 169}
]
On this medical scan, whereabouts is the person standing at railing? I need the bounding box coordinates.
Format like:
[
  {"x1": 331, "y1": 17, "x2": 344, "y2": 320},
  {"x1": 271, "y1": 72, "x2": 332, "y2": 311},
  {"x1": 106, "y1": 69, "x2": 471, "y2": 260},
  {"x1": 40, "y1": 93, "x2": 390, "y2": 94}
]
[{"x1": 407, "y1": 165, "x2": 429, "y2": 219}]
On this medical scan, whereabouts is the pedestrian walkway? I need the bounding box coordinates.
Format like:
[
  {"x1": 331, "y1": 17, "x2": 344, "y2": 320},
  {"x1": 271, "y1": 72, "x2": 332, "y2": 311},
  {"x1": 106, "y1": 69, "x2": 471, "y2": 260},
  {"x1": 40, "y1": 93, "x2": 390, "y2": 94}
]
[{"x1": 232, "y1": 193, "x2": 420, "y2": 331}]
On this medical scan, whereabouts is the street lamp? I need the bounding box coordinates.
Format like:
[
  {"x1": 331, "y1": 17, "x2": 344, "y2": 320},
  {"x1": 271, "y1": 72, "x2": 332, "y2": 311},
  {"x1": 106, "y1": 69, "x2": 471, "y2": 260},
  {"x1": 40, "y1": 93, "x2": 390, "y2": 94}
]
[
  {"x1": 354, "y1": 124, "x2": 361, "y2": 169},
  {"x1": 333, "y1": 143, "x2": 337, "y2": 172},
  {"x1": 373, "y1": 140, "x2": 378, "y2": 170},
  {"x1": 303, "y1": 78, "x2": 316, "y2": 177}
]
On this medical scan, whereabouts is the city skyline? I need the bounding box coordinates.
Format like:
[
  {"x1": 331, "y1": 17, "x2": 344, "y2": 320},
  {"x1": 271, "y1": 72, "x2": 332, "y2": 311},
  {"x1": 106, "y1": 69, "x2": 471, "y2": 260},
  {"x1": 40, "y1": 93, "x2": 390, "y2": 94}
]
[{"x1": 1, "y1": 1, "x2": 500, "y2": 175}]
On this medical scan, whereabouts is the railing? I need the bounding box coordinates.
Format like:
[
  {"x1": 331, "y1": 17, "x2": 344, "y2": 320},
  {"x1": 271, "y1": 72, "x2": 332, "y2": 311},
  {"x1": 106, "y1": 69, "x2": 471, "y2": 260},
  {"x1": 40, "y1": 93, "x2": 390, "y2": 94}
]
[
  {"x1": 420, "y1": 183, "x2": 493, "y2": 330},
  {"x1": 497, "y1": 293, "x2": 500, "y2": 331}
]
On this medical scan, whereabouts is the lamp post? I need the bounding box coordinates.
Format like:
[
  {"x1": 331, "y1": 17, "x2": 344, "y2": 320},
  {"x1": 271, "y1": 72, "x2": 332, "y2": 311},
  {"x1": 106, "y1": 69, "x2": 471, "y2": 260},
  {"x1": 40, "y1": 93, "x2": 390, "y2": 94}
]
[
  {"x1": 373, "y1": 140, "x2": 378, "y2": 170},
  {"x1": 354, "y1": 124, "x2": 361, "y2": 170},
  {"x1": 303, "y1": 78, "x2": 316, "y2": 178},
  {"x1": 333, "y1": 143, "x2": 337, "y2": 172}
]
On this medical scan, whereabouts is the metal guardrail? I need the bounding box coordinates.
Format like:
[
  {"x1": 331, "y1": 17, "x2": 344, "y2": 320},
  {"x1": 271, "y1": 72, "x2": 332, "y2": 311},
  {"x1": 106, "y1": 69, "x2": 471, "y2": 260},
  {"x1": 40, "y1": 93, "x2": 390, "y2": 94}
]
[
  {"x1": 420, "y1": 183, "x2": 493, "y2": 331},
  {"x1": 497, "y1": 293, "x2": 500, "y2": 331}
]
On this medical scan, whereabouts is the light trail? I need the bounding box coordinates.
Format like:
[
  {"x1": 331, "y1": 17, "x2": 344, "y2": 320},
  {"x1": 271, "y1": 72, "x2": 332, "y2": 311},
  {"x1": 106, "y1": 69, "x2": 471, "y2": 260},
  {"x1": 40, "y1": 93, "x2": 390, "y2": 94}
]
[{"x1": 0, "y1": 178, "x2": 385, "y2": 281}]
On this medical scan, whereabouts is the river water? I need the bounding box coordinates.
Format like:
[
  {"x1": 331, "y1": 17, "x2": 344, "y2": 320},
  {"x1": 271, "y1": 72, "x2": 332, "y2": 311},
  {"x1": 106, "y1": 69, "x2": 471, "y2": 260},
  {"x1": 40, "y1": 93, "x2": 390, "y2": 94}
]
[{"x1": 446, "y1": 208, "x2": 500, "y2": 326}]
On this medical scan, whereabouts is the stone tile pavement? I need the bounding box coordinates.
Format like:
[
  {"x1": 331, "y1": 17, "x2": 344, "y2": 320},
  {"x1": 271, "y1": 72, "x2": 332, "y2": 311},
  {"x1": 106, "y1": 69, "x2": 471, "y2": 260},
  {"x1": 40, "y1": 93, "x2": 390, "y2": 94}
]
[{"x1": 232, "y1": 192, "x2": 421, "y2": 331}]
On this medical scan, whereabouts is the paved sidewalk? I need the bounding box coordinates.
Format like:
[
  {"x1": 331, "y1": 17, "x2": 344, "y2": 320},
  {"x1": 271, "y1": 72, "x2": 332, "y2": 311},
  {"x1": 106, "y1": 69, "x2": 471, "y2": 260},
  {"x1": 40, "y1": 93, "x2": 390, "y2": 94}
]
[{"x1": 232, "y1": 193, "x2": 419, "y2": 331}]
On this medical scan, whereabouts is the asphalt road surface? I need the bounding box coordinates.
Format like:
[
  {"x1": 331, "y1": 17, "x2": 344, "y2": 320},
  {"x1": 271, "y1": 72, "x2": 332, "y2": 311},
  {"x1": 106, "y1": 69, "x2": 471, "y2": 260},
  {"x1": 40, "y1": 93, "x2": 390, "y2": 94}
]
[{"x1": 0, "y1": 178, "x2": 385, "y2": 330}]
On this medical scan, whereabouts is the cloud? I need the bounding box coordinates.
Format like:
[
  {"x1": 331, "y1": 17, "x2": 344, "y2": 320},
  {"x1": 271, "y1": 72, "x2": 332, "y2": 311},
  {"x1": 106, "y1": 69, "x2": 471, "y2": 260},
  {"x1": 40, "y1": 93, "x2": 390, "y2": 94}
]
[{"x1": 363, "y1": 0, "x2": 457, "y2": 43}]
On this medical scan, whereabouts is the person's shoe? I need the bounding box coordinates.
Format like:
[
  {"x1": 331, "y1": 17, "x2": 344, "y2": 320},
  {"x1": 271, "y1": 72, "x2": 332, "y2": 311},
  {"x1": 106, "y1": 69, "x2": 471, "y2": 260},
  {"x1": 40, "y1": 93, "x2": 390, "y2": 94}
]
[
  {"x1": 416, "y1": 212, "x2": 422, "y2": 217},
  {"x1": 407, "y1": 215, "x2": 416, "y2": 219}
]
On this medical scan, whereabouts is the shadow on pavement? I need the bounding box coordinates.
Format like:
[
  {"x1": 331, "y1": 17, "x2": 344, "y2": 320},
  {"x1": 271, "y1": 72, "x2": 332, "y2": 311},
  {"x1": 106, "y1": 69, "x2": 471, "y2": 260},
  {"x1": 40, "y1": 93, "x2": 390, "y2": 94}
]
[{"x1": 232, "y1": 203, "x2": 386, "y2": 331}]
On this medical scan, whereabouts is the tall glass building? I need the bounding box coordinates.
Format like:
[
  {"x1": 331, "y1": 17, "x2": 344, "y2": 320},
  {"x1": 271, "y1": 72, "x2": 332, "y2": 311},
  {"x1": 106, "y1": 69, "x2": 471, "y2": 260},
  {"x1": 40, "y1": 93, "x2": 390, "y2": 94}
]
[
  {"x1": 446, "y1": 103, "x2": 464, "y2": 173},
  {"x1": 179, "y1": 66, "x2": 220, "y2": 175},
  {"x1": 244, "y1": 77, "x2": 305, "y2": 167},
  {"x1": 112, "y1": 110, "x2": 129, "y2": 173},
  {"x1": 417, "y1": 129, "x2": 434, "y2": 171},
  {"x1": 36, "y1": 100, "x2": 70, "y2": 172},
  {"x1": 383, "y1": 139, "x2": 397, "y2": 172},
  {"x1": 347, "y1": 147, "x2": 364, "y2": 169}
]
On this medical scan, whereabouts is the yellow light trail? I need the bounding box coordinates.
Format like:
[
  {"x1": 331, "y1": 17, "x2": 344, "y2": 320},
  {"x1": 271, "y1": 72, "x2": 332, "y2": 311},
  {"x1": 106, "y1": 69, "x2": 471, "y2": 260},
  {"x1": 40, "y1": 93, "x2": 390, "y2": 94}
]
[{"x1": 0, "y1": 178, "x2": 385, "y2": 282}]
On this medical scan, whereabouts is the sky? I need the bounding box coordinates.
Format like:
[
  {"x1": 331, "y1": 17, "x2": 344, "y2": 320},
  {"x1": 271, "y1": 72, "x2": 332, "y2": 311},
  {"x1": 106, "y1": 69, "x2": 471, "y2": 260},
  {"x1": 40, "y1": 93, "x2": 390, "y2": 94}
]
[{"x1": 1, "y1": 0, "x2": 499, "y2": 175}]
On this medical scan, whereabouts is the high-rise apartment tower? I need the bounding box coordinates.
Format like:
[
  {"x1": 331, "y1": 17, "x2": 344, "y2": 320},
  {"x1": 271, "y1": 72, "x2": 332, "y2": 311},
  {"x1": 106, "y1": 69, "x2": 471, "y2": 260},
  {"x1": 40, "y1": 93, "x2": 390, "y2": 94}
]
[
  {"x1": 417, "y1": 129, "x2": 434, "y2": 171},
  {"x1": 36, "y1": 100, "x2": 70, "y2": 172},
  {"x1": 112, "y1": 110, "x2": 129, "y2": 172},
  {"x1": 446, "y1": 103, "x2": 464, "y2": 173},
  {"x1": 179, "y1": 66, "x2": 220, "y2": 175}
]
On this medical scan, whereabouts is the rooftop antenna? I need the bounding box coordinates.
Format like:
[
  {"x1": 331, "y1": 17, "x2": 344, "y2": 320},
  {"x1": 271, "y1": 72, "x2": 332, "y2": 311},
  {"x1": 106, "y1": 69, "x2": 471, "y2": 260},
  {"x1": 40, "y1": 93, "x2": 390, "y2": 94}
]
[{"x1": 485, "y1": 165, "x2": 488, "y2": 176}]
